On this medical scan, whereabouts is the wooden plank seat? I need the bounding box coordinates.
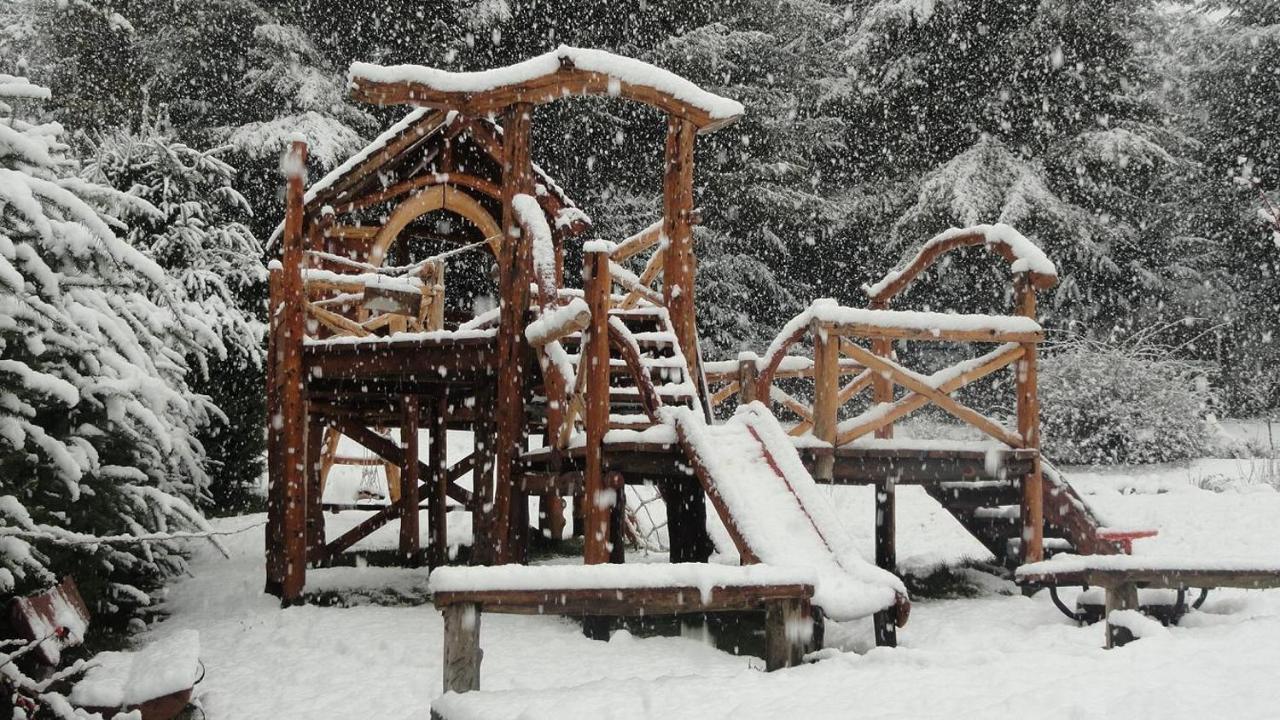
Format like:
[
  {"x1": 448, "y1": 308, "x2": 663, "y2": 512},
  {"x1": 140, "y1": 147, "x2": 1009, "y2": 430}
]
[
  {"x1": 1017, "y1": 555, "x2": 1280, "y2": 648},
  {"x1": 430, "y1": 563, "x2": 818, "y2": 694}
]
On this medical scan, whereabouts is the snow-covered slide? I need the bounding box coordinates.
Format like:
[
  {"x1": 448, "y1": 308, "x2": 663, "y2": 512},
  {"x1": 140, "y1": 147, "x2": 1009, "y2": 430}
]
[{"x1": 661, "y1": 402, "x2": 907, "y2": 622}]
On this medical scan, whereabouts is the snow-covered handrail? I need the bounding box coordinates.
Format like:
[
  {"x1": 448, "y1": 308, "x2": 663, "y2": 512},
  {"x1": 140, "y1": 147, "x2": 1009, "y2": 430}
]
[
  {"x1": 349, "y1": 45, "x2": 745, "y2": 133},
  {"x1": 864, "y1": 224, "x2": 1058, "y2": 304}
]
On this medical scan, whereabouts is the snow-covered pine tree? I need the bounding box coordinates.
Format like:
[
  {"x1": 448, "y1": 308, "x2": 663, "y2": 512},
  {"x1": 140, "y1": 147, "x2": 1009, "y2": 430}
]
[
  {"x1": 81, "y1": 117, "x2": 269, "y2": 509},
  {"x1": 1175, "y1": 1, "x2": 1280, "y2": 411},
  {"x1": 0, "y1": 76, "x2": 218, "y2": 615},
  {"x1": 836, "y1": 0, "x2": 1196, "y2": 331},
  {"x1": 637, "y1": 0, "x2": 856, "y2": 355}
]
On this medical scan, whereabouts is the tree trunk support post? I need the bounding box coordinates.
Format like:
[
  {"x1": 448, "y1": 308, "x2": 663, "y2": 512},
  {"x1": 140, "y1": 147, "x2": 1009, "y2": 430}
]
[
  {"x1": 428, "y1": 396, "x2": 449, "y2": 568},
  {"x1": 1104, "y1": 582, "x2": 1139, "y2": 648},
  {"x1": 583, "y1": 244, "x2": 612, "y2": 565},
  {"x1": 765, "y1": 598, "x2": 812, "y2": 671},
  {"x1": 737, "y1": 356, "x2": 759, "y2": 406},
  {"x1": 662, "y1": 115, "x2": 700, "y2": 389},
  {"x1": 305, "y1": 415, "x2": 326, "y2": 564},
  {"x1": 267, "y1": 139, "x2": 309, "y2": 604},
  {"x1": 870, "y1": 300, "x2": 895, "y2": 441},
  {"x1": 442, "y1": 603, "x2": 482, "y2": 693},
  {"x1": 399, "y1": 395, "x2": 421, "y2": 566},
  {"x1": 1015, "y1": 276, "x2": 1043, "y2": 564},
  {"x1": 811, "y1": 320, "x2": 838, "y2": 481},
  {"x1": 491, "y1": 103, "x2": 536, "y2": 564}
]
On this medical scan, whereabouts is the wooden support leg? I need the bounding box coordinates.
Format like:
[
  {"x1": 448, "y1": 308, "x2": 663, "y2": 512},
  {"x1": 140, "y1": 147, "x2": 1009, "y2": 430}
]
[
  {"x1": 608, "y1": 472, "x2": 626, "y2": 564},
  {"x1": 873, "y1": 609, "x2": 898, "y2": 648},
  {"x1": 538, "y1": 493, "x2": 566, "y2": 542},
  {"x1": 765, "y1": 598, "x2": 811, "y2": 671},
  {"x1": 875, "y1": 475, "x2": 897, "y2": 573},
  {"x1": 662, "y1": 478, "x2": 713, "y2": 564},
  {"x1": 399, "y1": 396, "x2": 420, "y2": 566},
  {"x1": 472, "y1": 389, "x2": 498, "y2": 566},
  {"x1": 1021, "y1": 461, "x2": 1045, "y2": 564},
  {"x1": 305, "y1": 415, "x2": 326, "y2": 565},
  {"x1": 428, "y1": 397, "x2": 448, "y2": 569},
  {"x1": 571, "y1": 491, "x2": 586, "y2": 540},
  {"x1": 442, "y1": 604, "x2": 482, "y2": 693},
  {"x1": 1105, "y1": 582, "x2": 1140, "y2": 649}
]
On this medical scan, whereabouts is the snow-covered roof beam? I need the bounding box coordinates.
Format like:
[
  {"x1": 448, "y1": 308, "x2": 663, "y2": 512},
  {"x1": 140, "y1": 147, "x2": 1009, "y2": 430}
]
[{"x1": 348, "y1": 45, "x2": 745, "y2": 134}]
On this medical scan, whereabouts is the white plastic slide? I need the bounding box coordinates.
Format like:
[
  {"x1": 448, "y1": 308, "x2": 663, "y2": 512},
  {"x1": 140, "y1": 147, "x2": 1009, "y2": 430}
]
[{"x1": 662, "y1": 402, "x2": 905, "y2": 621}]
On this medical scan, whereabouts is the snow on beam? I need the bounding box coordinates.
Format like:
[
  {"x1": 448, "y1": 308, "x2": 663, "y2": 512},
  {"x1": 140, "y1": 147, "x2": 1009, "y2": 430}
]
[
  {"x1": 349, "y1": 45, "x2": 745, "y2": 133},
  {"x1": 865, "y1": 223, "x2": 1058, "y2": 302}
]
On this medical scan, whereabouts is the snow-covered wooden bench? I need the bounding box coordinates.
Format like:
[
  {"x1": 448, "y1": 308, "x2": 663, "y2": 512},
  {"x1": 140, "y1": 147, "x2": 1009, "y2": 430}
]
[
  {"x1": 8, "y1": 577, "x2": 201, "y2": 720},
  {"x1": 1017, "y1": 555, "x2": 1280, "y2": 648},
  {"x1": 429, "y1": 563, "x2": 818, "y2": 693}
]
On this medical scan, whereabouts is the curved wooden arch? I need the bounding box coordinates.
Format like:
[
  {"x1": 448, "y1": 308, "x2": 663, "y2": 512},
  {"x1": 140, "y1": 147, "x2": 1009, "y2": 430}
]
[
  {"x1": 368, "y1": 184, "x2": 502, "y2": 267},
  {"x1": 351, "y1": 53, "x2": 743, "y2": 134},
  {"x1": 866, "y1": 231, "x2": 1058, "y2": 305}
]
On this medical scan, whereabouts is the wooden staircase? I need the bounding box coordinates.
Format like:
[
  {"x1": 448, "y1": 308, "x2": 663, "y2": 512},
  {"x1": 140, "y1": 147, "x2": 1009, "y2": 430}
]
[
  {"x1": 546, "y1": 303, "x2": 700, "y2": 432},
  {"x1": 926, "y1": 464, "x2": 1128, "y2": 568}
]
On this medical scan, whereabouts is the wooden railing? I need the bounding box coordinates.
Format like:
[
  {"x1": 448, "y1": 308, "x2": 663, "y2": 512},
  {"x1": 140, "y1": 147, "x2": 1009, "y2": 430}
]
[{"x1": 704, "y1": 225, "x2": 1057, "y2": 563}]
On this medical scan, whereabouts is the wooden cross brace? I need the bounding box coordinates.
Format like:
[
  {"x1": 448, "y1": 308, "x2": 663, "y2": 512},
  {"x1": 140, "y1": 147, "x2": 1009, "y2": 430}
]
[{"x1": 835, "y1": 340, "x2": 1026, "y2": 448}]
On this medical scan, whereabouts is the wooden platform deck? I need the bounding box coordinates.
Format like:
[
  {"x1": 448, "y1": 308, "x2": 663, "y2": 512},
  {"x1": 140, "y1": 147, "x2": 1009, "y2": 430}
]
[{"x1": 520, "y1": 437, "x2": 1036, "y2": 486}]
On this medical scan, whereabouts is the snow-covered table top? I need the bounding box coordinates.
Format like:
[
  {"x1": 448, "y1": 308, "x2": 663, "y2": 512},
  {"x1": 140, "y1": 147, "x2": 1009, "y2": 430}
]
[{"x1": 1017, "y1": 554, "x2": 1280, "y2": 589}]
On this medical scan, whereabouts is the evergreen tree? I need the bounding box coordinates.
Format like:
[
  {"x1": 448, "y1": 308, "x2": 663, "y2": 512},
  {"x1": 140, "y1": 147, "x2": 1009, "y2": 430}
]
[
  {"x1": 81, "y1": 117, "x2": 269, "y2": 509},
  {"x1": 0, "y1": 76, "x2": 218, "y2": 614}
]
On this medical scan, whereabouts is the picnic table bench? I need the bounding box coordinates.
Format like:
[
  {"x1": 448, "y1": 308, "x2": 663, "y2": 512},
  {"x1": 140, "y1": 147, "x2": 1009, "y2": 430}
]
[
  {"x1": 1017, "y1": 555, "x2": 1280, "y2": 648},
  {"x1": 429, "y1": 563, "x2": 819, "y2": 694}
]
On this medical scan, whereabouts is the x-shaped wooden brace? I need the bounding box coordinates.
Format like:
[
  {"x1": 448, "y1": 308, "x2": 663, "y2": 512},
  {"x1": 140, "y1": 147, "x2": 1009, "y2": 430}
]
[{"x1": 835, "y1": 339, "x2": 1026, "y2": 448}]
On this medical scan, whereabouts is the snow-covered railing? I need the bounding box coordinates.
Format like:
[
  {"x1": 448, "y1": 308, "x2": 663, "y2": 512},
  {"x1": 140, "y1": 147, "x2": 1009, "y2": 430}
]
[{"x1": 864, "y1": 223, "x2": 1058, "y2": 305}]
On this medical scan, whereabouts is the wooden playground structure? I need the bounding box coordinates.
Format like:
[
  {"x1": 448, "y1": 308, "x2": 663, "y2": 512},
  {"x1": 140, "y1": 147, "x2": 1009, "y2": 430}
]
[{"x1": 263, "y1": 46, "x2": 1138, "y2": 649}]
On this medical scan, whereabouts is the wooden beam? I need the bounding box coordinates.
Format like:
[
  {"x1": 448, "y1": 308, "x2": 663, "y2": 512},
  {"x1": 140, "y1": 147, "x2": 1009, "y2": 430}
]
[
  {"x1": 662, "y1": 116, "x2": 701, "y2": 390},
  {"x1": 428, "y1": 396, "x2": 449, "y2": 568},
  {"x1": 1015, "y1": 278, "x2": 1044, "y2": 564},
  {"x1": 321, "y1": 503, "x2": 402, "y2": 559},
  {"x1": 399, "y1": 395, "x2": 420, "y2": 565},
  {"x1": 583, "y1": 245, "x2": 612, "y2": 565},
  {"x1": 351, "y1": 65, "x2": 741, "y2": 134},
  {"x1": 442, "y1": 604, "x2": 482, "y2": 693},
  {"x1": 491, "y1": 103, "x2": 536, "y2": 565},
  {"x1": 327, "y1": 417, "x2": 474, "y2": 507},
  {"x1": 811, "y1": 320, "x2": 838, "y2": 480},
  {"x1": 274, "y1": 139, "x2": 309, "y2": 604}
]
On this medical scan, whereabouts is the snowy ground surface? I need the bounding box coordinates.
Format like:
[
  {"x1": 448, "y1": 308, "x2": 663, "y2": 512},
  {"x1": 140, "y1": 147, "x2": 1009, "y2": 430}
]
[{"x1": 148, "y1": 429, "x2": 1280, "y2": 719}]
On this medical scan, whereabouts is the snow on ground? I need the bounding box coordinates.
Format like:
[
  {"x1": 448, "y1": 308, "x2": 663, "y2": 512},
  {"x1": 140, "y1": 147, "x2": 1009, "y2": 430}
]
[{"x1": 143, "y1": 433, "x2": 1280, "y2": 720}]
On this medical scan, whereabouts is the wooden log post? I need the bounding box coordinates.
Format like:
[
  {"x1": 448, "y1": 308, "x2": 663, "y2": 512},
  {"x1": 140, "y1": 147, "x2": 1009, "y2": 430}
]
[
  {"x1": 268, "y1": 139, "x2": 309, "y2": 604},
  {"x1": 1014, "y1": 276, "x2": 1044, "y2": 564},
  {"x1": 1104, "y1": 582, "x2": 1140, "y2": 649},
  {"x1": 583, "y1": 244, "x2": 612, "y2": 565},
  {"x1": 869, "y1": 301, "x2": 895, "y2": 441},
  {"x1": 607, "y1": 472, "x2": 626, "y2": 564},
  {"x1": 811, "y1": 320, "x2": 838, "y2": 481},
  {"x1": 399, "y1": 395, "x2": 421, "y2": 566},
  {"x1": 662, "y1": 116, "x2": 700, "y2": 389},
  {"x1": 491, "y1": 103, "x2": 536, "y2": 564},
  {"x1": 471, "y1": 386, "x2": 498, "y2": 566},
  {"x1": 737, "y1": 355, "x2": 759, "y2": 406},
  {"x1": 305, "y1": 415, "x2": 326, "y2": 564},
  {"x1": 442, "y1": 603, "x2": 482, "y2": 693},
  {"x1": 764, "y1": 598, "x2": 812, "y2": 671},
  {"x1": 264, "y1": 267, "x2": 283, "y2": 596},
  {"x1": 428, "y1": 396, "x2": 449, "y2": 568},
  {"x1": 661, "y1": 478, "x2": 713, "y2": 564}
]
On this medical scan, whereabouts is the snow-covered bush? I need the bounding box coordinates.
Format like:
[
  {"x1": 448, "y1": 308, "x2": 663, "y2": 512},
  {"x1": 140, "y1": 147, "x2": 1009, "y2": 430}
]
[
  {"x1": 1039, "y1": 333, "x2": 1215, "y2": 464},
  {"x1": 0, "y1": 76, "x2": 218, "y2": 615}
]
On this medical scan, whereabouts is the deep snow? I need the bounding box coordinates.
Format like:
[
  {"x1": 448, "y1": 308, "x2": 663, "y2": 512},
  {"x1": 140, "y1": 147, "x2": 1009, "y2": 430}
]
[{"x1": 141, "y1": 434, "x2": 1280, "y2": 720}]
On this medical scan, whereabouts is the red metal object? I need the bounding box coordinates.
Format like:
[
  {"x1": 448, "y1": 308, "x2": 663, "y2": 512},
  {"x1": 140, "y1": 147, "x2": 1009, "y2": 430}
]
[{"x1": 1096, "y1": 529, "x2": 1159, "y2": 554}]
